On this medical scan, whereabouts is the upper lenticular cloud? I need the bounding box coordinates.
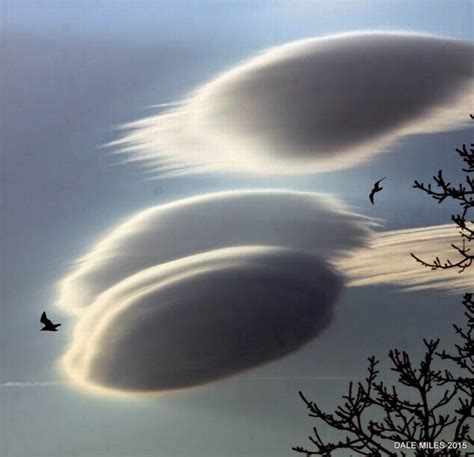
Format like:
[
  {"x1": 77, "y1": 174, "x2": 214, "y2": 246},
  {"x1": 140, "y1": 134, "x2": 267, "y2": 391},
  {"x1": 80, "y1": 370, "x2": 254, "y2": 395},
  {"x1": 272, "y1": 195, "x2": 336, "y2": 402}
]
[
  {"x1": 58, "y1": 190, "x2": 374, "y2": 313},
  {"x1": 114, "y1": 31, "x2": 474, "y2": 176}
]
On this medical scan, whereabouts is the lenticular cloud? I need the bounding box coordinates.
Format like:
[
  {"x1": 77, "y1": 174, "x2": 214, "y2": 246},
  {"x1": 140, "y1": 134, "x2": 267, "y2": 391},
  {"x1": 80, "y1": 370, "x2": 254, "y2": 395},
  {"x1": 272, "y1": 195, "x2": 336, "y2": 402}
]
[
  {"x1": 65, "y1": 248, "x2": 341, "y2": 393},
  {"x1": 114, "y1": 31, "x2": 474, "y2": 175},
  {"x1": 59, "y1": 191, "x2": 373, "y2": 394},
  {"x1": 58, "y1": 190, "x2": 374, "y2": 313}
]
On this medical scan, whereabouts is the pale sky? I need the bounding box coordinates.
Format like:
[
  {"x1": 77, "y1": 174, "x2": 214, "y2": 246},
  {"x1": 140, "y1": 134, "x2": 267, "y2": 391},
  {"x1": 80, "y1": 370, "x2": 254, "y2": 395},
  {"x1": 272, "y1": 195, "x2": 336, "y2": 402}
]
[{"x1": 1, "y1": 1, "x2": 473, "y2": 456}]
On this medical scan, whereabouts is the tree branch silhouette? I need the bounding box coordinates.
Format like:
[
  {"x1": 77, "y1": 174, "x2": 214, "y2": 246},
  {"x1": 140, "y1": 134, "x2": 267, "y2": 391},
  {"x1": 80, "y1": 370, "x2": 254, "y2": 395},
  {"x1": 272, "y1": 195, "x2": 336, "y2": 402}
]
[
  {"x1": 411, "y1": 115, "x2": 474, "y2": 272},
  {"x1": 293, "y1": 327, "x2": 473, "y2": 456},
  {"x1": 294, "y1": 117, "x2": 473, "y2": 456}
]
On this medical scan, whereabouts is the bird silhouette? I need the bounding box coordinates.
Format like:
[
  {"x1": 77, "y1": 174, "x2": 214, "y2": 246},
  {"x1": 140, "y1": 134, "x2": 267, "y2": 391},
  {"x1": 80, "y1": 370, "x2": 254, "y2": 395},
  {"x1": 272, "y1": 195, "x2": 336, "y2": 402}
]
[
  {"x1": 369, "y1": 177, "x2": 386, "y2": 205},
  {"x1": 40, "y1": 311, "x2": 61, "y2": 332}
]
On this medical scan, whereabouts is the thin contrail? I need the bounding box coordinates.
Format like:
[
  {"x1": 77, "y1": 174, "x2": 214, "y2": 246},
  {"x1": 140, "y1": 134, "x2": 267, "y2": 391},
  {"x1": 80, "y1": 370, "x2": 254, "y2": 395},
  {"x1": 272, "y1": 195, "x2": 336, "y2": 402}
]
[
  {"x1": 147, "y1": 102, "x2": 183, "y2": 109},
  {"x1": 0, "y1": 381, "x2": 65, "y2": 388},
  {"x1": 245, "y1": 376, "x2": 362, "y2": 381}
]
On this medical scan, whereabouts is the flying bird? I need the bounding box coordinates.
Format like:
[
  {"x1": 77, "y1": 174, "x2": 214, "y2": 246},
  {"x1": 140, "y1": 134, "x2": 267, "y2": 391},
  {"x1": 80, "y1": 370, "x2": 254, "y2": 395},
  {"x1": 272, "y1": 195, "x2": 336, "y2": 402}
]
[
  {"x1": 369, "y1": 177, "x2": 386, "y2": 205},
  {"x1": 40, "y1": 311, "x2": 61, "y2": 332}
]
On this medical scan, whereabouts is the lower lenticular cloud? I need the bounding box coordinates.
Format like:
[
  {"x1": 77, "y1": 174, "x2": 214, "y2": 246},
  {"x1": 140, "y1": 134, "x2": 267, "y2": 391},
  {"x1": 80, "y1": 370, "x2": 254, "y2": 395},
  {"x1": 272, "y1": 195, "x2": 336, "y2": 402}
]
[
  {"x1": 114, "y1": 31, "x2": 474, "y2": 175},
  {"x1": 59, "y1": 190, "x2": 469, "y2": 395},
  {"x1": 64, "y1": 247, "x2": 341, "y2": 393},
  {"x1": 59, "y1": 191, "x2": 373, "y2": 394}
]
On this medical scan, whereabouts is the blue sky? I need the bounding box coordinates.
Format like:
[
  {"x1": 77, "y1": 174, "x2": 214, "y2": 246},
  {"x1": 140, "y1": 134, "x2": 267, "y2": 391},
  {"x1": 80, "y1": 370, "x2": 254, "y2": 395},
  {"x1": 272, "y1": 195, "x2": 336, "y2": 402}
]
[{"x1": 1, "y1": 1, "x2": 473, "y2": 456}]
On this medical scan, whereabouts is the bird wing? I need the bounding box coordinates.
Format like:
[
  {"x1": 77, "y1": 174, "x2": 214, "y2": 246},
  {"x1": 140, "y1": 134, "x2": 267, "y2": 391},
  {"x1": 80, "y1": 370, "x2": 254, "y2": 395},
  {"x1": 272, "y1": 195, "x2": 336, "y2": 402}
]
[
  {"x1": 40, "y1": 311, "x2": 52, "y2": 326},
  {"x1": 375, "y1": 177, "x2": 386, "y2": 187},
  {"x1": 369, "y1": 188, "x2": 376, "y2": 204}
]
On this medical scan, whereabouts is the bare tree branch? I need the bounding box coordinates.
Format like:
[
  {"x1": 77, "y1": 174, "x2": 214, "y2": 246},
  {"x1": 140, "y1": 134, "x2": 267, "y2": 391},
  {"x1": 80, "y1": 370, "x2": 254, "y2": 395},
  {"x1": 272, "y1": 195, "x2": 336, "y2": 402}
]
[
  {"x1": 294, "y1": 116, "x2": 473, "y2": 456},
  {"x1": 411, "y1": 115, "x2": 474, "y2": 272}
]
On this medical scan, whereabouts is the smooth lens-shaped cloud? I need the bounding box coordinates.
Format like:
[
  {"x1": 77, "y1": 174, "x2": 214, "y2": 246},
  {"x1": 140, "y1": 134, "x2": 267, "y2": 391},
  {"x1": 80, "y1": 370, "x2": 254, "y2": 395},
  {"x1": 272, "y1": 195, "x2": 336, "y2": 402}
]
[
  {"x1": 58, "y1": 190, "x2": 374, "y2": 313},
  {"x1": 114, "y1": 32, "x2": 474, "y2": 175},
  {"x1": 59, "y1": 191, "x2": 373, "y2": 394},
  {"x1": 63, "y1": 247, "x2": 341, "y2": 393}
]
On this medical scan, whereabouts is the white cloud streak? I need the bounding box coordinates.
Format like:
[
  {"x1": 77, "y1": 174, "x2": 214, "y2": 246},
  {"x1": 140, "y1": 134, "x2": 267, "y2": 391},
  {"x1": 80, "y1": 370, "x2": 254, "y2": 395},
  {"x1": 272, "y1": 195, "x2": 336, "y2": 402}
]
[
  {"x1": 342, "y1": 224, "x2": 474, "y2": 292},
  {"x1": 0, "y1": 381, "x2": 64, "y2": 388}
]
